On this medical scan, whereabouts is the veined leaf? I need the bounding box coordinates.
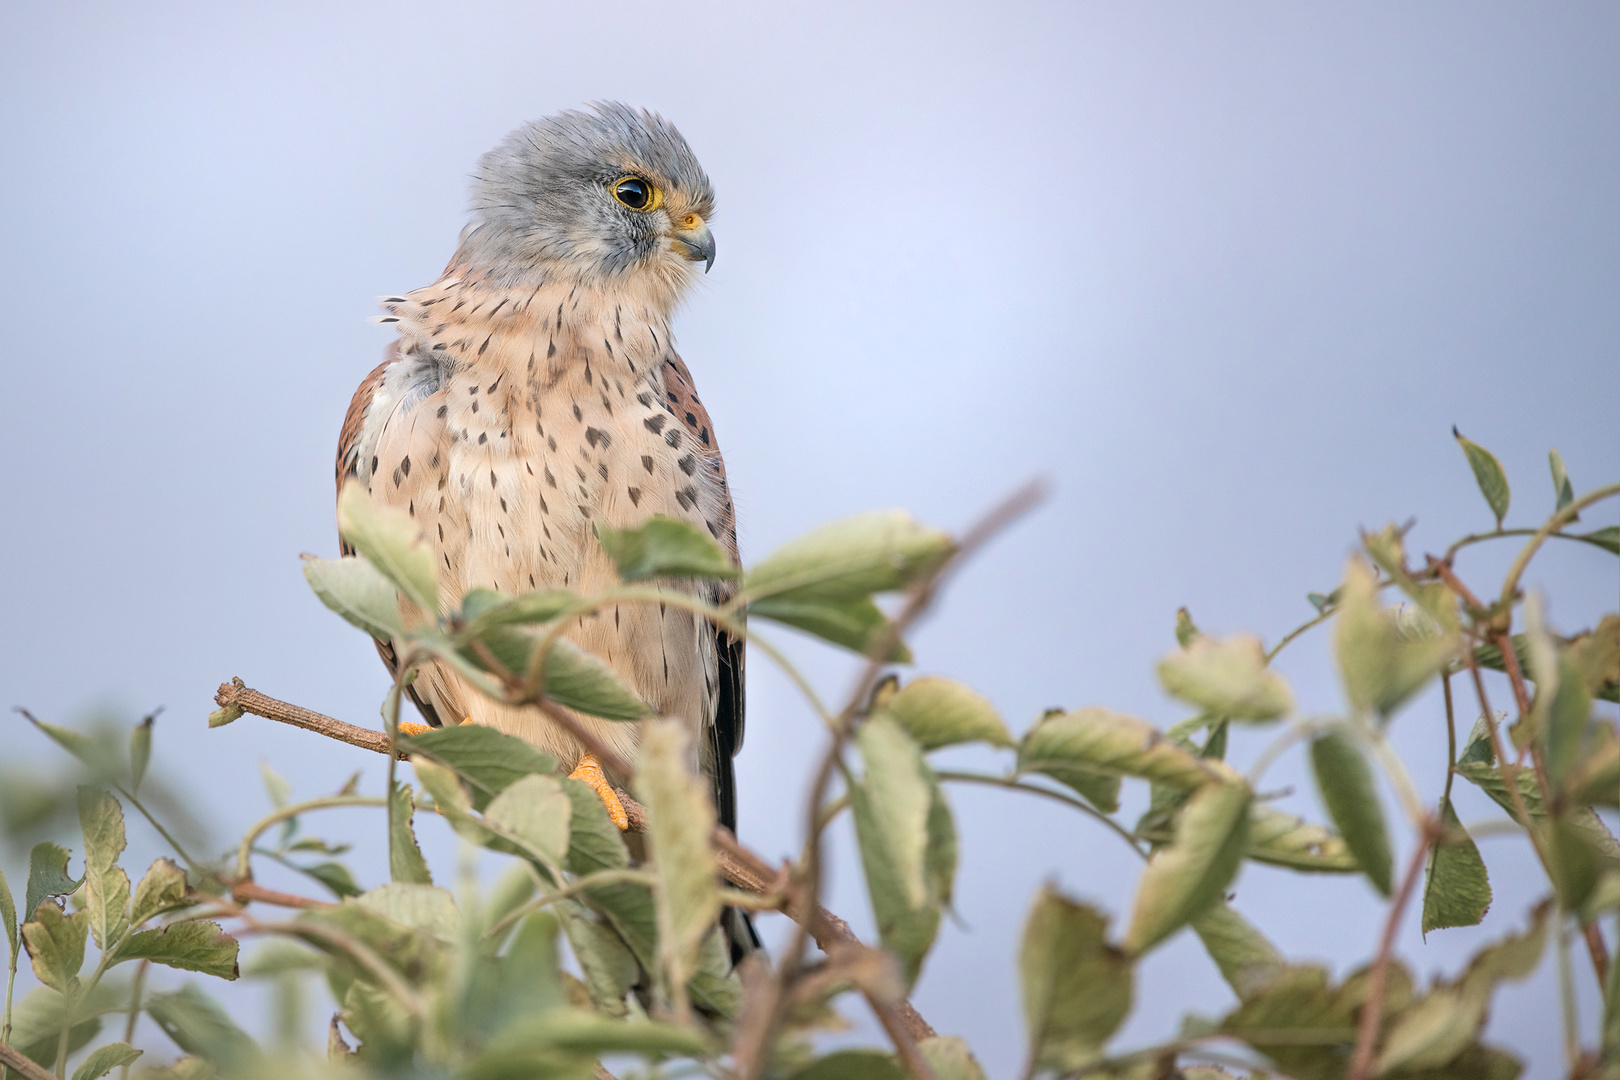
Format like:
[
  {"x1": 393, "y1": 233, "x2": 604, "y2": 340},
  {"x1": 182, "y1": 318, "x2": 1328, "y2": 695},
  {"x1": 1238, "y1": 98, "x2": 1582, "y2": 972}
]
[
  {"x1": 1019, "y1": 887, "x2": 1133, "y2": 1074},
  {"x1": 486, "y1": 774, "x2": 573, "y2": 869},
  {"x1": 130, "y1": 859, "x2": 189, "y2": 926},
  {"x1": 635, "y1": 720, "x2": 720, "y2": 994},
  {"x1": 0, "y1": 864, "x2": 16, "y2": 960},
  {"x1": 1018, "y1": 707, "x2": 1221, "y2": 816},
  {"x1": 1421, "y1": 797, "x2": 1491, "y2": 935},
  {"x1": 70, "y1": 1041, "x2": 142, "y2": 1080},
  {"x1": 401, "y1": 725, "x2": 558, "y2": 811},
  {"x1": 1124, "y1": 779, "x2": 1252, "y2": 955},
  {"x1": 22, "y1": 904, "x2": 88, "y2": 993},
  {"x1": 117, "y1": 921, "x2": 239, "y2": 979},
  {"x1": 1453, "y1": 427, "x2": 1511, "y2": 527},
  {"x1": 389, "y1": 782, "x2": 432, "y2": 886},
  {"x1": 747, "y1": 593, "x2": 911, "y2": 662},
  {"x1": 25, "y1": 842, "x2": 81, "y2": 924},
  {"x1": 336, "y1": 479, "x2": 439, "y2": 613},
  {"x1": 537, "y1": 637, "x2": 650, "y2": 721},
  {"x1": 880, "y1": 676, "x2": 1013, "y2": 750},
  {"x1": 355, "y1": 883, "x2": 460, "y2": 945},
  {"x1": 1245, "y1": 805, "x2": 1359, "y2": 873},
  {"x1": 145, "y1": 985, "x2": 259, "y2": 1067},
  {"x1": 557, "y1": 900, "x2": 638, "y2": 1017},
  {"x1": 741, "y1": 509, "x2": 955, "y2": 603},
  {"x1": 1192, "y1": 904, "x2": 1285, "y2": 1000},
  {"x1": 77, "y1": 788, "x2": 130, "y2": 951},
  {"x1": 1309, "y1": 730, "x2": 1393, "y2": 894},
  {"x1": 458, "y1": 587, "x2": 576, "y2": 632},
  {"x1": 1334, "y1": 557, "x2": 1458, "y2": 718},
  {"x1": 919, "y1": 1036, "x2": 987, "y2": 1080},
  {"x1": 595, "y1": 516, "x2": 739, "y2": 581},
  {"x1": 1156, "y1": 634, "x2": 1293, "y2": 723},
  {"x1": 302, "y1": 555, "x2": 404, "y2": 642}
]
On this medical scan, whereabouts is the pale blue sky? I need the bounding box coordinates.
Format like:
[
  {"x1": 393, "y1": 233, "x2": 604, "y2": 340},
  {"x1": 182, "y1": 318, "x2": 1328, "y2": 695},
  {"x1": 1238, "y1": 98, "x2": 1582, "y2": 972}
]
[{"x1": 2, "y1": 2, "x2": 1617, "y2": 1075}]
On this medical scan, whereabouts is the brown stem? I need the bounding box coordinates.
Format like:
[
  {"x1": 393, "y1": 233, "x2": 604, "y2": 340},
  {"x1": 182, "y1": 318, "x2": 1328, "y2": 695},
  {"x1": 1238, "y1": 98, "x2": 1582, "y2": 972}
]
[
  {"x1": 1348, "y1": 827, "x2": 1436, "y2": 1080},
  {"x1": 1583, "y1": 922, "x2": 1610, "y2": 989},
  {"x1": 212, "y1": 678, "x2": 938, "y2": 1044},
  {"x1": 0, "y1": 1042, "x2": 57, "y2": 1080}
]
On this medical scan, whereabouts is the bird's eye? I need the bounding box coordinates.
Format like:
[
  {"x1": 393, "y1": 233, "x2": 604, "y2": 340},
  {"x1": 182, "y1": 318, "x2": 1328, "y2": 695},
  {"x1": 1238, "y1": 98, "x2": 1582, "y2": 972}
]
[{"x1": 611, "y1": 176, "x2": 661, "y2": 212}]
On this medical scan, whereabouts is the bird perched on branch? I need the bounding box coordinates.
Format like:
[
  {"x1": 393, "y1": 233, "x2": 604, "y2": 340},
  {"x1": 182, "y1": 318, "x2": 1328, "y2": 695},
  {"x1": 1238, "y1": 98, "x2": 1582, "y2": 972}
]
[{"x1": 334, "y1": 103, "x2": 753, "y2": 956}]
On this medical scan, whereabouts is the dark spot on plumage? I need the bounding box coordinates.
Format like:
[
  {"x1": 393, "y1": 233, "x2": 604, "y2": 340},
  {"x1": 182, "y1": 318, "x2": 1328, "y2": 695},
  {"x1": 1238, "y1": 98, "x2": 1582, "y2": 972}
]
[
  {"x1": 642, "y1": 455, "x2": 654, "y2": 473},
  {"x1": 675, "y1": 488, "x2": 692, "y2": 510},
  {"x1": 546, "y1": 338, "x2": 556, "y2": 359},
  {"x1": 548, "y1": 435, "x2": 557, "y2": 451},
  {"x1": 525, "y1": 462, "x2": 533, "y2": 475},
  {"x1": 377, "y1": 316, "x2": 399, "y2": 323},
  {"x1": 707, "y1": 519, "x2": 720, "y2": 538},
  {"x1": 575, "y1": 464, "x2": 587, "y2": 481},
  {"x1": 678, "y1": 454, "x2": 696, "y2": 476},
  {"x1": 577, "y1": 505, "x2": 590, "y2": 519},
  {"x1": 451, "y1": 299, "x2": 467, "y2": 312},
  {"x1": 544, "y1": 466, "x2": 556, "y2": 488},
  {"x1": 408, "y1": 500, "x2": 414, "y2": 515},
  {"x1": 615, "y1": 605, "x2": 620, "y2": 629},
  {"x1": 637, "y1": 392, "x2": 654, "y2": 407},
  {"x1": 529, "y1": 574, "x2": 535, "y2": 587},
  {"x1": 584, "y1": 363, "x2": 593, "y2": 386},
  {"x1": 543, "y1": 520, "x2": 551, "y2": 537},
  {"x1": 527, "y1": 353, "x2": 536, "y2": 373},
  {"x1": 572, "y1": 403, "x2": 583, "y2": 421},
  {"x1": 685, "y1": 411, "x2": 698, "y2": 428},
  {"x1": 585, "y1": 427, "x2": 609, "y2": 449},
  {"x1": 384, "y1": 296, "x2": 406, "y2": 303},
  {"x1": 555, "y1": 303, "x2": 564, "y2": 328},
  {"x1": 699, "y1": 426, "x2": 710, "y2": 446},
  {"x1": 490, "y1": 470, "x2": 498, "y2": 488},
  {"x1": 371, "y1": 455, "x2": 379, "y2": 473},
  {"x1": 665, "y1": 429, "x2": 682, "y2": 448},
  {"x1": 627, "y1": 487, "x2": 641, "y2": 506},
  {"x1": 668, "y1": 390, "x2": 678, "y2": 403},
  {"x1": 433, "y1": 342, "x2": 446, "y2": 350},
  {"x1": 601, "y1": 395, "x2": 612, "y2": 414},
  {"x1": 477, "y1": 334, "x2": 492, "y2": 356},
  {"x1": 578, "y1": 485, "x2": 590, "y2": 499},
  {"x1": 445, "y1": 553, "x2": 451, "y2": 568},
  {"x1": 430, "y1": 451, "x2": 440, "y2": 468},
  {"x1": 497, "y1": 523, "x2": 505, "y2": 537},
  {"x1": 438, "y1": 524, "x2": 444, "y2": 540},
  {"x1": 478, "y1": 432, "x2": 487, "y2": 444},
  {"x1": 540, "y1": 494, "x2": 550, "y2": 515},
  {"x1": 597, "y1": 463, "x2": 608, "y2": 480},
  {"x1": 471, "y1": 400, "x2": 479, "y2": 414},
  {"x1": 505, "y1": 544, "x2": 510, "y2": 556},
  {"x1": 614, "y1": 307, "x2": 623, "y2": 342},
  {"x1": 683, "y1": 485, "x2": 698, "y2": 504},
  {"x1": 488, "y1": 374, "x2": 502, "y2": 393},
  {"x1": 488, "y1": 298, "x2": 507, "y2": 317},
  {"x1": 401, "y1": 454, "x2": 412, "y2": 476},
  {"x1": 500, "y1": 497, "x2": 508, "y2": 513},
  {"x1": 645, "y1": 414, "x2": 667, "y2": 434}
]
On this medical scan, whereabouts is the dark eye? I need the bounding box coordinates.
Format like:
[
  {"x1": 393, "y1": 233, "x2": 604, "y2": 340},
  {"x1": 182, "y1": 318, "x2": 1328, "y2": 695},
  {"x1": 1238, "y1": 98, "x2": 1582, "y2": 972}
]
[{"x1": 610, "y1": 176, "x2": 661, "y2": 212}]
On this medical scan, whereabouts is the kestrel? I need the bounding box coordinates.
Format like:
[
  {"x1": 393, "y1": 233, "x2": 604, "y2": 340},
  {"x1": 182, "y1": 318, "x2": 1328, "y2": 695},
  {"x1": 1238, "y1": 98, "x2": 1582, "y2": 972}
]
[{"x1": 335, "y1": 103, "x2": 753, "y2": 955}]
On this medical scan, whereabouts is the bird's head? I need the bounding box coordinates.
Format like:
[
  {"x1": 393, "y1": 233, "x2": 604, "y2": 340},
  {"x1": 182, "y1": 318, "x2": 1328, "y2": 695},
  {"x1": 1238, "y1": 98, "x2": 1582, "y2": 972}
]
[{"x1": 455, "y1": 102, "x2": 716, "y2": 305}]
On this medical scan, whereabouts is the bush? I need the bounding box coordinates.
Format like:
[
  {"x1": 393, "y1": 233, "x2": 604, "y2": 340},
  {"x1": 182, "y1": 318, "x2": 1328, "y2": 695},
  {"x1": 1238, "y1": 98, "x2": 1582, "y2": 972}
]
[{"x1": 1, "y1": 433, "x2": 1616, "y2": 1080}]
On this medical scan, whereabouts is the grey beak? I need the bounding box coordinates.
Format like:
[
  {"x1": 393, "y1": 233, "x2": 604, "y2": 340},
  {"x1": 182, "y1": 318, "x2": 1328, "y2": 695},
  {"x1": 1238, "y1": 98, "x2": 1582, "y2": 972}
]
[{"x1": 673, "y1": 220, "x2": 716, "y2": 273}]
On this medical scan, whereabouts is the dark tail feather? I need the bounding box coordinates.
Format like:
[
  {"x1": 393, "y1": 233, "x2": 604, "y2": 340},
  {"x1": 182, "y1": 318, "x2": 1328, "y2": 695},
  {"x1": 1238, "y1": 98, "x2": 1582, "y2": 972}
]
[{"x1": 723, "y1": 905, "x2": 762, "y2": 967}]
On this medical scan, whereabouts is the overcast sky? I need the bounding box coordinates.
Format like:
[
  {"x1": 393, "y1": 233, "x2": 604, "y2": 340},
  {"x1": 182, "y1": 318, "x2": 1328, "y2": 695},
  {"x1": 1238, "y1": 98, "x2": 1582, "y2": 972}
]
[{"x1": 2, "y1": 2, "x2": 1617, "y2": 1075}]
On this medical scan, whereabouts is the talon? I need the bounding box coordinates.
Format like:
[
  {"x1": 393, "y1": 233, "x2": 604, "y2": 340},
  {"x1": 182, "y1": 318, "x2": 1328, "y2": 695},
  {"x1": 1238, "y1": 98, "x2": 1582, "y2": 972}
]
[
  {"x1": 398, "y1": 721, "x2": 431, "y2": 736},
  {"x1": 568, "y1": 753, "x2": 629, "y2": 831}
]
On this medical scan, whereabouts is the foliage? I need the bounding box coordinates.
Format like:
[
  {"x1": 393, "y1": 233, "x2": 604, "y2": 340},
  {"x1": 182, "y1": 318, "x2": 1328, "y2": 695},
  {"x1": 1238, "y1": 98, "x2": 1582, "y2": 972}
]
[{"x1": 0, "y1": 437, "x2": 1616, "y2": 1080}]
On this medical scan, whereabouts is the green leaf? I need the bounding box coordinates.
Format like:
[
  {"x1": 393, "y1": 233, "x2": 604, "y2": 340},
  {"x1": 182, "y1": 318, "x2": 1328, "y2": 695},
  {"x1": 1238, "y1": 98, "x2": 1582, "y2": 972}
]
[
  {"x1": 70, "y1": 1042, "x2": 142, "y2": 1080},
  {"x1": 291, "y1": 861, "x2": 363, "y2": 899},
  {"x1": 1191, "y1": 904, "x2": 1285, "y2": 1000},
  {"x1": 25, "y1": 841, "x2": 82, "y2": 923},
  {"x1": 784, "y1": 1051, "x2": 906, "y2": 1080},
  {"x1": 130, "y1": 858, "x2": 189, "y2": 926},
  {"x1": 742, "y1": 509, "x2": 955, "y2": 602},
  {"x1": 1549, "y1": 449, "x2": 1575, "y2": 514},
  {"x1": 129, "y1": 717, "x2": 153, "y2": 795},
  {"x1": 401, "y1": 725, "x2": 558, "y2": 810},
  {"x1": 1018, "y1": 886, "x2": 1133, "y2": 1074},
  {"x1": 1421, "y1": 797, "x2": 1492, "y2": 935},
  {"x1": 458, "y1": 587, "x2": 576, "y2": 632},
  {"x1": 747, "y1": 593, "x2": 911, "y2": 662},
  {"x1": 118, "y1": 921, "x2": 240, "y2": 979},
  {"x1": 1018, "y1": 707, "x2": 1220, "y2": 815},
  {"x1": 1334, "y1": 557, "x2": 1458, "y2": 718},
  {"x1": 1453, "y1": 426, "x2": 1511, "y2": 528},
  {"x1": 77, "y1": 788, "x2": 131, "y2": 951},
  {"x1": 1175, "y1": 606, "x2": 1202, "y2": 647},
  {"x1": 1216, "y1": 965, "x2": 1351, "y2": 1078},
  {"x1": 1548, "y1": 813, "x2": 1612, "y2": 911},
  {"x1": 594, "y1": 515, "x2": 739, "y2": 581},
  {"x1": 880, "y1": 676, "x2": 1013, "y2": 750},
  {"x1": 21, "y1": 904, "x2": 88, "y2": 993},
  {"x1": 336, "y1": 478, "x2": 439, "y2": 612},
  {"x1": 634, "y1": 719, "x2": 720, "y2": 991},
  {"x1": 492, "y1": 1007, "x2": 712, "y2": 1059},
  {"x1": 4, "y1": 983, "x2": 126, "y2": 1068},
  {"x1": 145, "y1": 984, "x2": 259, "y2": 1067},
  {"x1": 486, "y1": 774, "x2": 574, "y2": 868},
  {"x1": 22, "y1": 716, "x2": 120, "y2": 780},
  {"x1": 557, "y1": 900, "x2": 638, "y2": 1017},
  {"x1": 355, "y1": 883, "x2": 460, "y2": 944},
  {"x1": 560, "y1": 779, "x2": 631, "y2": 876},
  {"x1": 389, "y1": 782, "x2": 433, "y2": 886},
  {"x1": 1576, "y1": 525, "x2": 1620, "y2": 556},
  {"x1": 1124, "y1": 779, "x2": 1252, "y2": 955},
  {"x1": 537, "y1": 638, "x2": 651, "y2": 721},
  {"x1": 1308, "y1": 730, "x2": 1393, "y2": 894},
  {"x1": 918, "y1": 1036, "x2": 987, "y2": 1080},
  {"x1": 412, "y1": 758, "x2": 499, "y2": 851},
  {"x1": 301, "y1": 554, "x2": 406, "y2": 642},
  {"x1": 1157, "y1": 634, "x2": 1294, "y2": 723},
  {"x1": 1242, "y1": 806, "x2": 1359, "y2": 873},
  {"x1": 0, "y1": 864, "x2": 16, "y2": 959}
]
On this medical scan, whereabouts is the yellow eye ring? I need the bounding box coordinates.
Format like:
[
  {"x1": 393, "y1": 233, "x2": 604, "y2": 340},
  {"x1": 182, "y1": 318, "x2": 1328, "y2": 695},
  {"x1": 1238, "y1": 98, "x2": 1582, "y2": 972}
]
[{"x1": 610, "y1": 176, "x2": 663, "y2": 213}]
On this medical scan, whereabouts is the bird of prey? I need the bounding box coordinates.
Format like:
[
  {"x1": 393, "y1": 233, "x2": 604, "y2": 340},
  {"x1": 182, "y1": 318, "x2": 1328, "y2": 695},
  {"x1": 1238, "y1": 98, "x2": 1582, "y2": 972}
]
[{"x1": 334, "y1": 103, "x2": 752, "y2": 955}]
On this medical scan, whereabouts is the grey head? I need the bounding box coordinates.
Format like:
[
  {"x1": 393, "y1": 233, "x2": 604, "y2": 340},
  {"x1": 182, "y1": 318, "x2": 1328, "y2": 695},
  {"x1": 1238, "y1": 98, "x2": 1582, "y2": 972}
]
[{"x1": 454, "y1": 102, "x2": 716, "y2": 296}]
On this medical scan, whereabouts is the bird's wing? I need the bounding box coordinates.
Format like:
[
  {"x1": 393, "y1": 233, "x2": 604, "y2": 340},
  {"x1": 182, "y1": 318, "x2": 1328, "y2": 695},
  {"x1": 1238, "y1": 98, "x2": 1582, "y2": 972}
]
[
  {"x1": 336, "y1": 341, "x2": 451, "y2": 728},
  {"x1": 662, "y1": 354, "x2": 745, "y2": 835}
]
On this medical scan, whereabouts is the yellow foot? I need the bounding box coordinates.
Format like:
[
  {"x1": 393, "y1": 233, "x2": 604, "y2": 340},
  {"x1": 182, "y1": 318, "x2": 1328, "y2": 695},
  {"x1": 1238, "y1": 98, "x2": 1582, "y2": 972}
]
[
  {"x1": 398, "y1": 717, "x2": 473, "y2": 737},
  {"x1": 568, "y1": 753, "x2": 629, "y2": 831}
]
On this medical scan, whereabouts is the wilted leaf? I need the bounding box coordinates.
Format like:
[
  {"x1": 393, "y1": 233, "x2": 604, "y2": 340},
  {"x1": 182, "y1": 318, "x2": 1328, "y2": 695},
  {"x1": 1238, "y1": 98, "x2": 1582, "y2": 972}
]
[
  {"x1": 77, "y1": 788, "x2": 130, "y2": 951},
  {"x1": 880, "y1": 676, "x2": 1013, "y2": 750},
  {"x1": 355, "y1": 883, "x2": 460, "y2": 944},
  {"x1": 118, "y1": 921, "x2": 240, "y2": 979},
  {"x1": 1018, "y1": 707, "x2": 1218, "y2": 815},
  {"x1": 1157, "y1": 634, "x2": 1294, "y2": 722},
  {"x1": 747, "y1": 593, "x2": 911, "y2": 662},
  {"x1": 595, "y1": 515, "x2": 739, "y2": 581},
  {"x1": 1019, "y1": 886, "x2": 1133, "y2": 1073},
  {"x1": 302, "y1": 555, "x2": 405, "y2": 642},
  {"x1": 26, "y1": 841, "x2": 82, "y2": 922},
  {"x1": 486, "y1": 774, "x2": 573, "y2": 868},
  {"x1": 336, "y1": 479, "x2": 439, "y2": 613},
  {"x1": 1124, "y1": 779, "x2": 1252, "y2": 955},
  {"x1": 635, "y1": 720, "x2": 720, "y2": 993},
  {"x1": 22, "y1": 904, "x2": 88, "y2": 992},
  {"x1": 145, "y1": 984, "x2": 259, "y2": 1067},
  {"x1": 389, "y1": 782, "x2": 432, "y2": 886},
  {"x1": 401, "y1": 725, "x2": 558, "y2": 810},
  {"x1": 742, "y1": 509, "x2": 955, "y2": 603},
  {"x1": 1192, "y1": 904, "x2": 1285, "y2": 1000},
  {"x1": 919, "y1": 1036, "x2": 987, "y2": 1080},
  {"x1": 1335, "y1": 558, "x2": 1458, "y2": 718},
  {"x1": 70, "y1": 1041, "x2": 142, "y2": 1080},
  {"x1": 1422, "y1": 797, "x2": 1492, "y2": 935},
  {"x1": 1453, "y1": 427, "x2": 1510, "y2": 527},
  {"x1": 1309, "y1": 730, "x2": 1393, "y2": 894},
  {"x1": 130, "y1": 859, "x2": 189, "y2": 926}
]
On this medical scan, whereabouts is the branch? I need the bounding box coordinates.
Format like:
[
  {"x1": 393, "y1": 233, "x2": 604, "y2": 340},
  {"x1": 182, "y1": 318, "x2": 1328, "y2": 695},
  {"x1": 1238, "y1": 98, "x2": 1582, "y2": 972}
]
[
  {"x1": 0, "y1": 1042, "x2": 57, "y2": 1080},
  {"x1": 1347, "y1": 825, "x2": 1436, "y2": 1080},
  {"x1": 211, "y1": 678, "x2": 936, "y2": 1044}
]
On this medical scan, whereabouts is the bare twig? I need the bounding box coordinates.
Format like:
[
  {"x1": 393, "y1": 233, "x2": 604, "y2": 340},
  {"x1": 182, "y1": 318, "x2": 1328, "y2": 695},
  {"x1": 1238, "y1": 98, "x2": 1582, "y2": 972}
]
[
  {"x1": 0, "y1": 1041, "x2": 57, "y2": 1080},
  {"x1": 215, "y1": 678, "x2": 393, "y2": 755},
  {"x1": 1347, "y1": 826, "x2": 1436, "y2": 1080}
]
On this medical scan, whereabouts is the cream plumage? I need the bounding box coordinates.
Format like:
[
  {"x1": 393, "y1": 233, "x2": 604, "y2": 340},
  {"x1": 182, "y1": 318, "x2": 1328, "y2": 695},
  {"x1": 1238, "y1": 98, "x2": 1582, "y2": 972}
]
[{"x1": 334, "y1": 103, "x2": 751, "y2": 954}]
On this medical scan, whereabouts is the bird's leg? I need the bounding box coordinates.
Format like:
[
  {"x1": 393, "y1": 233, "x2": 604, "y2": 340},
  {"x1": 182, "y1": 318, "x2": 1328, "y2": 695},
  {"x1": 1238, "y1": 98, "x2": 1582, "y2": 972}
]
[
  {"x1": 398, "y1": 716, "x2": 473, "y2": 737},
  {"x1": 568, "y1": 754, "x2": 630, "y2": 831}
]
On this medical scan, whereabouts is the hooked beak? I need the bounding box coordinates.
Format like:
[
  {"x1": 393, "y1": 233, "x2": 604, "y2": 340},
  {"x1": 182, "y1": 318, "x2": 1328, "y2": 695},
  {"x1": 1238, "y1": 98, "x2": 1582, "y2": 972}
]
[{"x1": 671, "y1": 217, "x2": 716, "y2": 273}]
